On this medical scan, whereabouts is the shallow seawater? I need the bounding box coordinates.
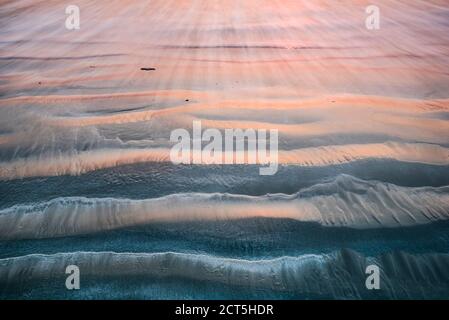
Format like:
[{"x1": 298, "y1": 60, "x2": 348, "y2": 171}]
[{"x1": 1, "y1": 0, "x2": 449, "y2": 299}]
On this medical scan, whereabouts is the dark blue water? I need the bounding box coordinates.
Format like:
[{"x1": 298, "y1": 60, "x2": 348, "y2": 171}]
[{"x1": 1, "y1": 160, "x2": 449, "y2": 299}]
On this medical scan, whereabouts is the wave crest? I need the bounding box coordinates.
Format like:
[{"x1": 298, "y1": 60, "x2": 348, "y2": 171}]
[{"x1": 1, "y1": 175, "x2": 448, "y2": 239}]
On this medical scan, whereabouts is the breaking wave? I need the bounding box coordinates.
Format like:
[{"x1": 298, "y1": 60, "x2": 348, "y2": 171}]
[
  {"x1": 1, "y1": 175, "x2": 448, "y2": 239},
  {"x1": 1, "y1": 249, "x2": 448, "y2": 299},
  {"x1": 0, "y1": 142, "x2": 448, "y2": 180}
]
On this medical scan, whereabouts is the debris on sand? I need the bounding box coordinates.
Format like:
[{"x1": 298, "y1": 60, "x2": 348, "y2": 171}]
[{"x1": 140, "y1": 67, "x2": 156, "y2": 71}]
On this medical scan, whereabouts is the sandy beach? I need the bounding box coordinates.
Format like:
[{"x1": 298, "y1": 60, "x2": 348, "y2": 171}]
[{"x1": 1, "y1": 0, "x2": 449, "y2": 299}]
